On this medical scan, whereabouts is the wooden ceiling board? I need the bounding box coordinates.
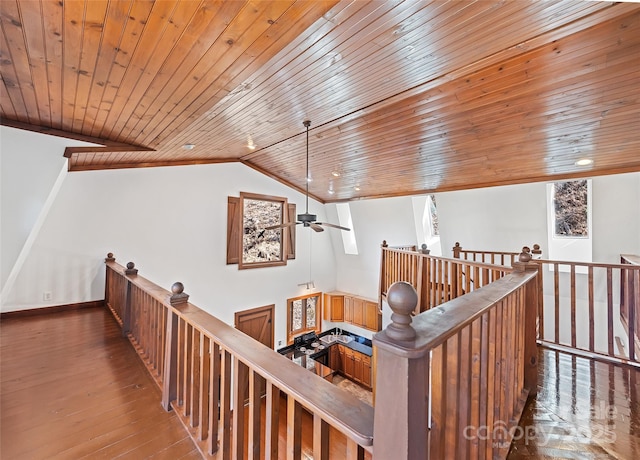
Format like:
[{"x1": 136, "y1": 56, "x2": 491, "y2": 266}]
[{"x1": 2, "y1": 0, "x2": 639, "y2": 202}]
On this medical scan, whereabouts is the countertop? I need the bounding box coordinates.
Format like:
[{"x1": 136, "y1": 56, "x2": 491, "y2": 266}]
[{"x1": 288, "y1": 354, "x2": 334, "y2": 380}]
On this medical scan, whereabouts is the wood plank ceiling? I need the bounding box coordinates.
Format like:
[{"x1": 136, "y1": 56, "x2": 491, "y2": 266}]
[{"x1": 1, "y1": 0, "x2": 639, "y2": 202}]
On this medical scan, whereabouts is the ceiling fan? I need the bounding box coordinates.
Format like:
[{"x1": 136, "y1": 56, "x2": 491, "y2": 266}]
[{"x1": 265, "y1": 120, "x2": 350, "y2": 233}]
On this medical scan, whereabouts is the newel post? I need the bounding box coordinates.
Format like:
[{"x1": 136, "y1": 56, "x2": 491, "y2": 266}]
[
  {"x1": 122, "y1": 261, "x2": 138, "y2": 336},
  {"x1": 161, "y1": 282, "x2": 189, "y2": 411},
  {"x1": 373, "y1": 282, "x2": 429, "y2": 459},
  {"x1": 452, "y1": 241, "x2": 462, "y2": 258},
  {"x1": 512, "y1": 247, "x2": 539, "y2": 396}
]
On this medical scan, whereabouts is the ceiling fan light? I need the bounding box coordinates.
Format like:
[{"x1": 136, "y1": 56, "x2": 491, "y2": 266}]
[
  {"x1": 328, "y1": 189, "x2": 335, "y2": 195},
  {"x1": 182, "y1": 143, "x2": 195, "y2": 150}
]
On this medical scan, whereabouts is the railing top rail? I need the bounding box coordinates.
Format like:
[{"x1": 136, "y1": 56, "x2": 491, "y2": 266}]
[
  {"x1": 621, "y1": 254, "x2": 640, "y2": 266},
  {"x1": 535, "y1": 258, "x2": 640, "y2": 270},
  {"x1": 375, "y1": 270, "x2": 537, "y2": 359},
  {"x1": 382, "y1": 246, "x2": 514, "y2": 272},
  {"x1": 179, "y1": 307, "x2": 374, "y2": 446},
  {"x1": 458, "y1": 249, "x2": 520, "y2": 256},
  {"x1": 105, "y1": 260, "x2": 374, "y2": 446}
]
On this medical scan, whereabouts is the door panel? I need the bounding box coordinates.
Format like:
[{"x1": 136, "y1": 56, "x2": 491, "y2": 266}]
[{"x1": 234, "y1": 304, "x2": 275, "y2": 349}]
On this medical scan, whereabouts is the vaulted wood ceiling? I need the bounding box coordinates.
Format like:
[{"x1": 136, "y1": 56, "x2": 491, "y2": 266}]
[{"x1": 1, "y1": 0, "x2": 639, "y2": 202}]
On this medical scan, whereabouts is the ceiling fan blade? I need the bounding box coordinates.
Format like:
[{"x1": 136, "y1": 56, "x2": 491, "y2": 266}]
[
  {"x1": 309, "y1": 223, "x2": 324, "y2": 232},
  {"x1": 264, "y1": 222, "x2": 299, "y2": 230},
  {"x1": 316, "y1": 222, "x2": 351, "y2": 231}
]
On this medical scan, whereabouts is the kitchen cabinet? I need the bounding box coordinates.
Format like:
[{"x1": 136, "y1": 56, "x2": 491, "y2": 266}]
[
  {"x1": 352, "y1": 298, "x2": 364, "y2": 326},
  {"x1": 323, "y1": 293, "x2": 344, "y2": 322},
  {"x1": 330, "y1": 343, "x2": 341, "y2": 370},
  {"x1": 323, "y1": 291, "x2": 380, "y2": 332},
  {"x1": 335, "y1": 344, "x2": 372, "y2": 390},
  {"x1": 364, "y1": 300, "x2": 381, "y2": 331},
  {"x1": 362, "y1": 355, "x2": 372, "y2": 388},
  {"x1": 344, "y1": 296, "x2": 353, "y2": 323}
]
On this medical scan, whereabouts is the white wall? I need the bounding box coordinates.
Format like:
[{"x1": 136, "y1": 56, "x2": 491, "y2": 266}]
[
  {"x1": 2, "y1": 158, "x2": 337, "y2": 349},
  {"x1": 0, "y1": 126, "x2": 97, "y2": 290}
]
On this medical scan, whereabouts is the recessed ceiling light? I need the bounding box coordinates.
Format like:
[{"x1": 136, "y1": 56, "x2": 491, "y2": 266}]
[
  {"x1": 331, "y1": 170, "x2": 341, "y2": 177},
  {"x1": 575, "y1": 158, "x2": 593, "y2": 166},
  {"x1": 328, "y1": 189, "x2": 335, "y2": 195},
  {"x1": 354, "y1": 185, "x2": 361, "y2": 191},
  {"x1": 247, "y1": 134, "x2": 256, "y2": 150},
  {"x1": 182, "y1": 143, "x2": 195, "y2": 150}
]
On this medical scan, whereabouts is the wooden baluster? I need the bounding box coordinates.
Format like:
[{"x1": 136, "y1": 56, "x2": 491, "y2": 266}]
[
  {"x1": 162, "y1": 282, "x2": 189, "y2": 411},
  {"x1": 232, "y1": 358, "x2": 248, "y2": 460},
  {"x1": 199, "y1": 334, "x2": 211, "y2": 442},
  {"x1": 208, "y1": 342, "x2": 221, "y2": 454},
  {"x1": 607, "y1": 268, "x2": 614, "y2": 356},
  {"x1": 588, "y1": 266, "x2": 595, "y2": 352},
  {"x1": 265, "y1": 383, "x2": 280, "y2": 459},
  {"x1": 248, "y1": 370, "x2": 262, "y2": 460},
  {"x1": 570, "y1": 264, "x2": 577, "y2": 348},
  {"x1": 191, "y1": 330, "x2": 201, "y2": 428},
  {"x1": 313, "y1": 413, "x2": 330, "y2": 460},
  {"x1": 554, "y1": 263, "x2": 560, "y2": 344},
  {"x1": 373, "y1": 282, "x2": 429, "y2": 459},
  {"x1": 287, "y1": 396, "x2": 302, "y2": 460},
  {"x1": 220, "y1": 350, "x2": 232, "y2": 459}
]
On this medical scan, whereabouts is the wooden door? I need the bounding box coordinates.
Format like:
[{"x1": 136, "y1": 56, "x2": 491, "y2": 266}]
[{"x1": 234, "y1": 304, "x2": 275, "y2": 349}]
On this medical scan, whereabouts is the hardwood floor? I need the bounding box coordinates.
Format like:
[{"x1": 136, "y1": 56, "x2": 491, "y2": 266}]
[
  {"x1": 0, "y1": 306, "x2": 200, "y2": 459},
  {"x1": 508, "y1": 348, "x2": 640, "y2": 459},
  {"x1": 3, "y1": 307, "x2": 637, "y2": 459}
]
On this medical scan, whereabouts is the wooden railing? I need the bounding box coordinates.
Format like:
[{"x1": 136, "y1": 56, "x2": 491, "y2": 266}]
[
  {"x1": 374, "y1": 256, "x2": 539, "y2": 459},
  {"x1": 104, "y1": 255, "x2": 373, "y2": 459},
  {"x1": 379, "y1": 243, "x2": 513, "y2": 314},
  {"x1": 452, "y1": 241, "x2": 542, "y2": 266},
  {"x1": 535, "y1": 257, "x2": 640, "y2": 367}
]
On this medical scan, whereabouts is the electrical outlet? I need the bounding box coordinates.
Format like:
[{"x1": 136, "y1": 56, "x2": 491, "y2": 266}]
[
  {"x1": 278, "y1": 340, "x2": 282, "y2": 347},
  {"x1": 43, "y1": 291, "x2": 52, "y2": 301}
]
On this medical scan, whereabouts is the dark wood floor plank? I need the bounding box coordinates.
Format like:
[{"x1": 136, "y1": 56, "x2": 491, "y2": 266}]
[
  {"x1": 0, "y1": 307, "x2": 198, "y2": 460},
  {"x1": 508, "y1": 348, "x2": 640, "y2": 459}
]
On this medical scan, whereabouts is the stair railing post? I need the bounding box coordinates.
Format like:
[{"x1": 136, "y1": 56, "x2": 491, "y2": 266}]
[
  {"x1": 512, "y1": 247, "x2": 539, "y2": 396},
  {"x1": 373, "y1": 282, "x2": 429, "y2": 459},
  {"x1": 162, "y1": 282, "x2": 189, "y2": 411},
  {"x1": 452, "y1": 241, "x2": 462, "y2": 259},
  {"x1": 122, "y1": 261, "x2": 137, "y2": 336}
]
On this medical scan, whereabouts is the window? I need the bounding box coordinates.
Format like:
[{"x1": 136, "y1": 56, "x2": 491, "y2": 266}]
[
  {"x1": 546, "y1": 179, "x2": 592, "y2": 270},
  {"x1": 287, "y1": 292, "x2": 321, "y2": 343},
  {"x1": 553, "y1": 180, "x2": 588, "y2": 237},
  {"x1": 335, "y1": 203, "x2": 358, "y2": 255},
  {"x1": 412, "y1": 195, "x2": 442, "y2": 256}
]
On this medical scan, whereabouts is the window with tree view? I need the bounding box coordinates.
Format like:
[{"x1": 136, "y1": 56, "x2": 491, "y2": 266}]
[
  {"x1": 553, "y1": 180, "x2": 588, "y2": 237},
  {"x1": 287, "y1": 293, "x2": 321, "y2": 343}
]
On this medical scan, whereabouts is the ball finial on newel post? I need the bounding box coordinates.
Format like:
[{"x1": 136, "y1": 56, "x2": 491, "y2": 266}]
[
  {"x1": 105, "y1": 252, "x2": 115, "y2": 262},
  {"x1": 382, "y1": 240, "x2": 388, "y2": 248},
  {"x1": 385, "y1": 281, "x2": 418, "y2": 342},
  {"x1": 452, "y1": 242, "x2": 461, "y2": 258},
  {"x1": 519, "y1": 246, "x2": 532, "y2": 262},
  {"x1": 125, "y1": 261, "x2": 138, "y2": 275},
  {"x1": 170, "y1": 282, "x2": 189, "y2": 306}
]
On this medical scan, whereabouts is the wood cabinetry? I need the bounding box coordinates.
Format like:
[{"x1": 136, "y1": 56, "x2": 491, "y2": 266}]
[
  {"x1": 324, "y1": 291, "x2": 381, "y2": 332},
  {"x1": 330, "y1": 343, "x2": 341, "y2": 370},
  {"x1": 334, "y1": 344, "x2": 372, "y2": 390},
  {"x1": 323, "y1": 293, "x2": 344, "y2": 322}
]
